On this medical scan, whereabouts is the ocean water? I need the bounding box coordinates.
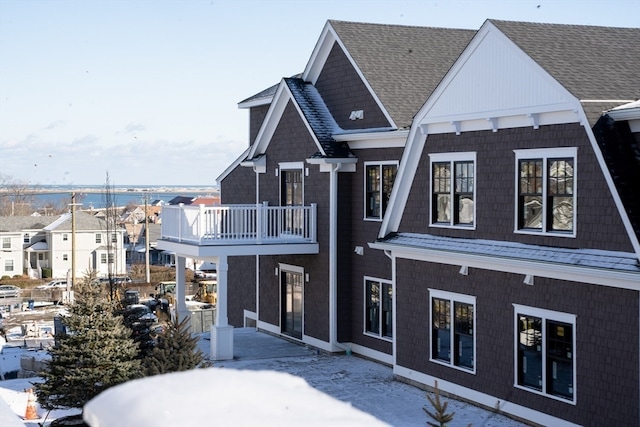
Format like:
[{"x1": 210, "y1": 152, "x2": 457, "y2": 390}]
[{"x1": 30, "y1": 185, "x2": 218, "y2": 210}]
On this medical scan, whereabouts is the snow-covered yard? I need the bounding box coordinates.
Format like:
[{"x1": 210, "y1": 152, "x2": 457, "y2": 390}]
[{"x1": 1, "y1": 328, "x2": 528, "y2": 426}]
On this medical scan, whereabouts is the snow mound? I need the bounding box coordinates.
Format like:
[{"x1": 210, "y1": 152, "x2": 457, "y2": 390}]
[{"x1": 83, "y1": 367, "x2": 388, "y2": 427}]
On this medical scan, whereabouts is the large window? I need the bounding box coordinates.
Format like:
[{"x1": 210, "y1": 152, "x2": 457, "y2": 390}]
[
  {"x1": 514, "y1": 305, "x2": 576, "y2": 403},
  {"x1": 4, "y1": 259, "x2": 14, "y2": 272},
  {"x1": 364, "y1": 277, "x2": 393, "y2": 339},
  {"x1": 515, "y1": 148, "x2": 576, "y2": 235},
  {"x1": 430, "y1": 289, "x2": 475, "y2": 372},
  {"x1": 2, "y1": 237, "x2": 11, "y2": 249},
  {"x1": 430, "y1": 153, "x2": 475, "y2": 227},
  {"x1": 365, "y1": 162, "x2": 397, "y2": 220}
]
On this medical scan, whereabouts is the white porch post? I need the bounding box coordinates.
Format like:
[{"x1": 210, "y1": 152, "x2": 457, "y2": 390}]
[
  {"x1": 210, "y1": 254, "x2": 233, "y2": 360},
  {"x1": 175, "y1": 256, "x2": 190, "y2": 329}
]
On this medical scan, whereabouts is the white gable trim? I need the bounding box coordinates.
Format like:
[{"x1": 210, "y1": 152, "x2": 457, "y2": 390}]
[
  {"x1": 246, "y1": 80, "x2": 326, "y2": 160},
  {"x1": 303, "y1": 21, "x2": 397, "y2": 129},
  {"x1": 416, "y1": 21, "x2": 582, "y2": 135}
]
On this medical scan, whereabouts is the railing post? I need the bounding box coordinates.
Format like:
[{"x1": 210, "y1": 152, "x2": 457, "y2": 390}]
[
  {"x1": 199, "y1": 204, "x2": 205, "y2": 243},
  {"x1": 310, "y1": 203, "x2": 317, "y2": 242},
  {"x1": 178, "y1": 203, "x2": 184, "y2": 242}
]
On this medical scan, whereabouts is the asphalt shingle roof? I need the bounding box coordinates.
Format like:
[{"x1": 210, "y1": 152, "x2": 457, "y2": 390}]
[
  {"x1": 491, "y1": 20, "x2": 640, "y2": 102},
  {"x1": 329, "y1": 20, "x2": 475, "y2": 129}
]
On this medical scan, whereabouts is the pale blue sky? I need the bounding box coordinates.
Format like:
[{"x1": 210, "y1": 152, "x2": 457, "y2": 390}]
[{"x1": 1, "y1": 0, "x2": 639, "y2": 186}]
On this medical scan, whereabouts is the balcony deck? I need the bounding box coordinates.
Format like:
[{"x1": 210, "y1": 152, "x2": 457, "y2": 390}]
[{"x1": 157, "y1": 203, "x2": 319, "y2": 257}]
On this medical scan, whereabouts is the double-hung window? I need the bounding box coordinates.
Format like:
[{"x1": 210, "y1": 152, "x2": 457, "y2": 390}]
[
  {"x1": 5, "y1": 259, "x2": 14, "y2": 272},
  {"x1": 101, "y1": 254, "x2": 107, "y2": 264},
  {"x1": 2, "y1": 237, "x2": 10, "y2": 249},
  {"x1": 515, "y1": 148, "x2": 576, "y2": 235},
  {"x1": 514, "y1": 304, "x2": 576, "y2": 403},
  {"x1": 96, "y1": 234, "x2": 102, "y2": 244},
  {"x1": 430, "y1": 289, "x2": 475, "y2": 372},
  {"x1": 364, "y1": 277, "x2": 393, "y2": 339},
  {"x1": 429, "y1": 152, "x2": 476, "y2": 228},
  {"x1": 364, "y1": 162, "x2": 397, "y2": 221},
  {"x1": 24, "y1": 233, "x2": 30, "y2": 243}
]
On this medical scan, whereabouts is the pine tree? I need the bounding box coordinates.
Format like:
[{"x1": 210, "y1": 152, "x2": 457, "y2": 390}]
[
  {"x1": 34, "y1": 272, "x2": 141, "y2": 410},
  {"x1": 143, "y1": 314, "x2": 209, "y2": 376},
  {"x1": 423, "y1": 380, "x2": 455, "y2": 427}
]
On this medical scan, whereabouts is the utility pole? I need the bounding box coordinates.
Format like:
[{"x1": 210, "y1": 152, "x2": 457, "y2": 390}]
[{"x1": 144, "y1": 195, "x2": 150, "y2": 283}]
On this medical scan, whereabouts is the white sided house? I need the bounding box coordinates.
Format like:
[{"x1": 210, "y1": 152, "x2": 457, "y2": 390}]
[{"x1": 0, "y1": 211, "x2": 126, "y2": 281}]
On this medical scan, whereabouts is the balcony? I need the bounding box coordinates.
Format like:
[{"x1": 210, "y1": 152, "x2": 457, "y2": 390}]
[{"x1": 158, "y1": 203, "x2": 319, "y2": 257}]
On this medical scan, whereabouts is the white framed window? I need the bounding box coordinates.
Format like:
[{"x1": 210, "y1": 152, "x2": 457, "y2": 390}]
[
  {"x1": 4, "y1": 259, "x2": 14, "y2": 272},
  {"x1": 429, "y1": 289, "x2": 476, "y2": 373},
  {"x1": 95, "y1": 233, "x2": 102, "y2": 244},
  {"x1": 429, "y1": 152, "x2": 476, "y2": 228},
  {"x1": 24, "y1": 233, "x2": 30, "y2": 243},
  {"x1": 108, "y1": 253, "x2": 114, "y2": 264},
  {"x1": 101, "y1": 254, "x2": 107, "y2": 264},
  {"x1": 513, "y1": 304, "x2": 576, "y2": 404},
  {"x1": 514, "y1": 147, "x2": 576, "y2": 236},
  {"x1": 364, "y1": 161, "x2": 398, "y2": 221},
  {"x1": 364, "y1": 277, "x2": 393, "y2": 340},
  {"x1": 111, "y1": 233, "x2": 117, "y2": 243},
  {"x1": 62, "y1": 233, "x2": 68, "y2": 241},
  {"x1": 63, "y1": 254, "x2": 68, "y2": 261},
  {"x1": 2, "y1": 237, "x2": 11, "y2": 249}
]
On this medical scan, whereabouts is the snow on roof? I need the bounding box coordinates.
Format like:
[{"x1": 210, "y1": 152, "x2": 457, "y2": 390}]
[
  {"x1": 83, "y1": 368, "x2": 387, "y2": 427},
  {"x1": 379, "y1": 233, "x2": 640, "y2": 273}
]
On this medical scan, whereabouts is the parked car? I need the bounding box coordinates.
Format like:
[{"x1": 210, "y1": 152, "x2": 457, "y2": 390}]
[
  {"x1": 36, "y1": 280, "x2": 68, "y2": 290},
  {"x1": 0, "y1": 285, "x2": 21, "y2": 298},
  {"x1": 124, "y1": 304, "x2": 158, "y2": 325}
]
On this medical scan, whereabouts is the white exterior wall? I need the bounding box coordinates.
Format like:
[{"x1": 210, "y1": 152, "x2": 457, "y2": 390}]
[
  {"x1": 49, "y1": 230, "x2": 126, "y2": 279},
  {"x1": 0, "y1": 232, "x2": 24, "y2": 278}
]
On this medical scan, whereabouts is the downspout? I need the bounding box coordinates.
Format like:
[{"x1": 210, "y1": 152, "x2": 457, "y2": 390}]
[
  {"x1": 255, "y1": 167, "x2": 260, "y2": 329},
  {"x1": 329, "y1": 162, "x2": 351, "y2": 354}
]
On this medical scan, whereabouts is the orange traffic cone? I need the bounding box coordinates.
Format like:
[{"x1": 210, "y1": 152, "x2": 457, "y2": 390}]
[{"x1": 24, "y1": 388, "x2": 39, "y2": 420}]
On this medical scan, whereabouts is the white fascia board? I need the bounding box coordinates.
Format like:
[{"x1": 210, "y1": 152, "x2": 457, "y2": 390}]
[
  {"x1": 378, "y1": 126, "x2": 426, "y2": 238},
  {"x1": 306, "y1": 157, "x2": 357, "y2": 173},
  {"x1": 303, "y1": 21, "x2": 397, "y2": 129},
  {"x1": 216, "y1": 147, "x2": 251, "y2": 184},
  {"x1": 578, "y1": 107, "x2": 640, "y2": 259},
  {"x1": 157, "y1": 240, "x2": 319, "y2": 258},
  {"x1": 369, "y1": 241, "x2": 640, "y2": 290},
  {"x1": 335, "y1": 129, "x2": 408, "y2": 149},
  {"x1": 237, "y1": 97, "x2": 273, "y2": 110},
  {"x1": 247, "y1": 81, "x2": 289, "y2": 159}
]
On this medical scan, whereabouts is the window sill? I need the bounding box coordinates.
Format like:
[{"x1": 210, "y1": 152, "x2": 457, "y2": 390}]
[
  {"x1": 514, "y1": 229, "x2": 576, "y2": 238},
  {"x1": 363, "y1": 217, "x2": 383, "y2": 222},
  {"x1": 429, "y1": 223, "x2": 476, "y2": 230},
  {"x1": 513, "y1": 384, "x2": 576, "y2": 405},
  {"x1": 429, "y1": 358, "x2": 475, "y2": 374},
  {"x1": 363, "y1": 332, "x2": 393, "y2": 342}
]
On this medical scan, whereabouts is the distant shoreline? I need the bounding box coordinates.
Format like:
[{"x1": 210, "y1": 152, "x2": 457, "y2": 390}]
[{"x1": 0, "y1": 186, "x2": 219, "y2": 195}]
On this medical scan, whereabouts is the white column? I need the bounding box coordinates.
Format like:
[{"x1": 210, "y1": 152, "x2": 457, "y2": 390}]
[
  {"x1": 210, "y1": 254, "x2": 233, "y2": 360},
  {"x1": 175, "y1": 256, "x2": 190, "y2": 328}
]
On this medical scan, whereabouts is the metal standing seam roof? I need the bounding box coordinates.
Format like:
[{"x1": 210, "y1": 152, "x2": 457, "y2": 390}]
[
  {"x1": 284, "y1": 78, "x2": 354, "y2": 159},
  {"x1": 328, "y1": 20, "x2": 476, "y2": 129},
  {"x1": 378, "y1": 233, "x2": 640, "y2": 274}
]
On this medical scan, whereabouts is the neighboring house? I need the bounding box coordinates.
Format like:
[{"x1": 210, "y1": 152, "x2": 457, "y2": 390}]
[
  {"x1": 159, "y1": 19, "x2": 640, "y2": 426},
  {"x1": 0, "y1": 211, "x2": 126, "y2": 280}
]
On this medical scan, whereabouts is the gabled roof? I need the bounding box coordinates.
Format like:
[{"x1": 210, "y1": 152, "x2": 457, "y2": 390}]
[
  {"x1": 167, "y1": 196, "x2": 195, "y2": 205},
  {"x1": 491, "y1": 20, "x2": 640, "y2": 126},
  {"x1": 0, "y1": 216, "x2": 58, "y2": 232},
  {"x1": 491, "y1": 20, "x2": 640, "y2": 102},
  {"x1": 44, "y1": 211, "x2": 112, "y2": 232},
  {"x1": 325, "y1": 21, "x2": 475, "y2": 129}
]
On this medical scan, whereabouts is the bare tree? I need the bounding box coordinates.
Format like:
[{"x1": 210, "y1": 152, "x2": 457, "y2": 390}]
[
  {"x1": 102, "y1": 173, "x2": 122, "y2": 301},
  {"x1": 0, "y1": 173, "x2": 38, "y2": 216}
]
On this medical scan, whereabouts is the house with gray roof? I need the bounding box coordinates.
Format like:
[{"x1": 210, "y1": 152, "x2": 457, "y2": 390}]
[
  {"x1": 158, "y1": 19, "x2": 639, "y2": 426},
  {"x1": 0, "y1": 211, "x2": 126, "y2": 281}
]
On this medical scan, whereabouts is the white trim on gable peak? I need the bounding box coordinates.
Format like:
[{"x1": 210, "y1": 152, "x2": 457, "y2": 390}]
[
  {"x1": 302, "y1": 21, "x2": 397, "y2": 129},
  {"x1": 246, "y1": 79, "x2": 326, "y2": 161},
  {"x1": 416, "y1": 21, "x2": 582, "y2": 136}
]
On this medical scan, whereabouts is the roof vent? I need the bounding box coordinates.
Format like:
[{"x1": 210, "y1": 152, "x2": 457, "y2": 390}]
[{"x1": 349, "y1": 110, "x2": 364, "y2": 120}]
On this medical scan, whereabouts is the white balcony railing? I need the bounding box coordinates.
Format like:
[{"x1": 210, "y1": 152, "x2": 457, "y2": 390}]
[{"x1": 160, "y1": 203, "x2": 317, "y2": 246}]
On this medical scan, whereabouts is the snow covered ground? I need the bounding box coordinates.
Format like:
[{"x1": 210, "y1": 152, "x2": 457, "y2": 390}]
[{"x1": 0, "y1": 326, "x2": 528, "y2": 426}]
